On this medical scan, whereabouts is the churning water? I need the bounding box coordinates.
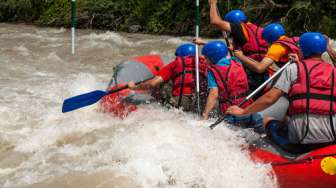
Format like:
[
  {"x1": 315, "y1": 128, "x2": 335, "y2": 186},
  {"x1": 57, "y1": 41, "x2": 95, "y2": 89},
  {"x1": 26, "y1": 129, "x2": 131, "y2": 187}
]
[{"x1": 0, "y1": 23, "x2": 276, "y2": 188}]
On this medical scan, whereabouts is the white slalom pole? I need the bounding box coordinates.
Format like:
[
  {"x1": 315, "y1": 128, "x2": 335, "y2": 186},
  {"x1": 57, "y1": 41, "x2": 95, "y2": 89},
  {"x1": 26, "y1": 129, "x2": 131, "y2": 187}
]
[
  {"x1": 71, "y1": 0, "x2": 76, "y2": 55},
  {"x1": 195, "y1": 0, "x2": 201, "y2": 114},
  {"x1": 71, "y1": 27, "x2": 75, "y2": 54}
]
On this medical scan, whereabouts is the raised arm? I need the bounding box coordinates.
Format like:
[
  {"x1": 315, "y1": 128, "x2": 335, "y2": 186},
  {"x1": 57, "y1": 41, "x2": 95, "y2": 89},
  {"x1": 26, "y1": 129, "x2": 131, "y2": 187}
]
[{"x1": 209, "y1": 0, "x2": 231, "y2": 32}]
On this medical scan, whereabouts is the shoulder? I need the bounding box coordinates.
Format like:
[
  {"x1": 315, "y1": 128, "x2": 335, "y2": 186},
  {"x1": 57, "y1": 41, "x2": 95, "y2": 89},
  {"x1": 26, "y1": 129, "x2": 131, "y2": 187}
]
[
  {"x1": 269, "y1": 42, "x2": 286, "y2": 51},
  {"x1": 266, "y1": 43, "x2": 287, "y2": 57},
  {"x1": 217, "y1": 58, "x2": 232, "y2": 66},
  {"x1": 283, "y1": 62, "x2": 298, "y2": 82},
  {"x1": 288, "y1": 63, "x2": 298, "y2": 73}
]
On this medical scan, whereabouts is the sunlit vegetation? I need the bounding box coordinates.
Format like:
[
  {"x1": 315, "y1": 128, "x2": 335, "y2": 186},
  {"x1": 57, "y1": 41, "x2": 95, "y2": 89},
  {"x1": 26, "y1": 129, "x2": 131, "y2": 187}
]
[{"x1": 0, "y1": 0, "x2": 335, "y2": 37}]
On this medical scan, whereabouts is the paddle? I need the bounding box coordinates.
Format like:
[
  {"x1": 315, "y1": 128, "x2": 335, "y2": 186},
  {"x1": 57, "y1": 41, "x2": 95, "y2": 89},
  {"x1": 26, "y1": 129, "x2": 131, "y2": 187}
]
[
  {"x1": 209, "y1": 59, "x2": 294, "y2": 129},
  {"x1": 223, "y1": 31, "x2": 234, "y2": 57},
  {"x1": 62, "y1": 77, "x2": 153, "y2": 113}
]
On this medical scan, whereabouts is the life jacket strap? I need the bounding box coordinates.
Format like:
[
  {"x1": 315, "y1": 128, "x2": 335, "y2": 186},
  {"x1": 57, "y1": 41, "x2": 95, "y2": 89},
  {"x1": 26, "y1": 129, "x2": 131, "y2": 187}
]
[
  {"x1": 218, "y1": 91, "x2": 249, "y2": 104},
  {"x1": 290, "y1": 93, "x2": 336, "y2": 103}
]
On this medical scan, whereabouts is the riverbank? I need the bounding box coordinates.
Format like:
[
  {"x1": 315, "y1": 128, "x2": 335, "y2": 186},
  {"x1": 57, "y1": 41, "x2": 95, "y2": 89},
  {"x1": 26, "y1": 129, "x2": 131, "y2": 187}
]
[{"x1": 1, "y1": 0, "x2": 335, "y2": 38}]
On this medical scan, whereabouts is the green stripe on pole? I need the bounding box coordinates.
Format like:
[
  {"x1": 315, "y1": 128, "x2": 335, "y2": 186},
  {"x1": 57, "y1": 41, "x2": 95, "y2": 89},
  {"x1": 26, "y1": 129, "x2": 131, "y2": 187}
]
[{"x1": 71, "y1": 0, "x2": 76, "y2": 28}]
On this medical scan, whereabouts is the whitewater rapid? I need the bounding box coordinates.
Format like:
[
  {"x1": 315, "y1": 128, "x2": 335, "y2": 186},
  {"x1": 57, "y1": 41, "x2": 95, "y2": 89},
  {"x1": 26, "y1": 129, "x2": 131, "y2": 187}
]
[{"x1": 0, "y1": 23, "x2": 276, "y2": 188}]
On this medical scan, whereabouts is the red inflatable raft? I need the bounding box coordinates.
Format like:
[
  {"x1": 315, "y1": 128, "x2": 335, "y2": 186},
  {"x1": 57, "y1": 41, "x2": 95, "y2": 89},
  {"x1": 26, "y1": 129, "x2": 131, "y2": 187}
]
[
  {"x1": 249, "y1": 137, "x2": 336, "y2": 188},
  {"x1": 100, "y1": 54, "x2": 172, "y2": 118},
  {"x1": 99, "y1": 55, "x2": 336, "y2": 188}
]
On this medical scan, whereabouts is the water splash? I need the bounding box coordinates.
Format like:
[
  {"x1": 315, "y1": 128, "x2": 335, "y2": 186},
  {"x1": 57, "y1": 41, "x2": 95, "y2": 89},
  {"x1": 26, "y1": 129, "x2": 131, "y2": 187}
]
[
  {"x1": 81, "y1": 31, "x2": 134, "y2": 46},
  {"x1": 0, "y1": 23, "x2": 277, "y2": 188}
]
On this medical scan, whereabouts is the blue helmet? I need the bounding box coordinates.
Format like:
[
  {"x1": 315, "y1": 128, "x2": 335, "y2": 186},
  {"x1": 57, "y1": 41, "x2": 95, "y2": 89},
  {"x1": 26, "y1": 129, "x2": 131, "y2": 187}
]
[
  {"x1": 224, "y1": 10, "x2": 247, "y2": 24},
  {"x1": 262, "y1": 23, "x2": 285, "y2": 43},
  {"x1": 202, "y1": 41, "x2": 228, "y2": 64},
  {"x1": 175, "y1": 43, "x2": 196, "y2": 57},
  {"x1": 298, "y1": 32, "x2": 327, "y2": 58}
]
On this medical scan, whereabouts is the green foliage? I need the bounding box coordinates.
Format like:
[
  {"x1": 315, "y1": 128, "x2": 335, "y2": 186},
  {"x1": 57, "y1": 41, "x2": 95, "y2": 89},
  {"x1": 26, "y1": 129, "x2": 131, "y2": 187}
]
[
  {"x1": 0, "y1": 0, "x2": 33, "y2": 22},
  {"x1": 37, "y1": 0, "x2": 71, "y2": 26},
  {"x1": 0, "y1": 0, "x2": 335, "y2": 38}
]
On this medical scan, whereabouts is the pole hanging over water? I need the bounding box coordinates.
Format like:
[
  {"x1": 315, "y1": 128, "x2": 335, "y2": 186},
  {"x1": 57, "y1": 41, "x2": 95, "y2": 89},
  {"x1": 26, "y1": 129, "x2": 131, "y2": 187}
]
[
  {"x1": 195, "y1": 0, "x2": 201, "y2": 115},
  {"x1": 71, "y1": 0, "x2": 76, "y2": 55}
]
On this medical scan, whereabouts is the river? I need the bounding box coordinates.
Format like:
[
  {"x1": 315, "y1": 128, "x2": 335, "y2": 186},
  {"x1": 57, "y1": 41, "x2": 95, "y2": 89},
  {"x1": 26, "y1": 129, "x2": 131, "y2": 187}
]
[{"x1": 0, "y1": 23, "x2": 276, "y2": 188}]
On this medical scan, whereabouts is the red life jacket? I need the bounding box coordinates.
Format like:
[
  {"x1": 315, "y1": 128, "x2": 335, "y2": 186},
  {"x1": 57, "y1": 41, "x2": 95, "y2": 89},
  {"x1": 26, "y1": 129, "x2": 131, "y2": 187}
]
[
  {"x1": 208, "y1": 59, "x2": 253, "y2": 113},
  {"x1": 240, "y1": 23, "x2": 268, "y2": 61},
  {"x1": 274, "y1": 36, "x2": 300, "y2": 66},
  {"x1": 171, "y1": 56, "x2": 207, "y2": 97},
  {"x1": 288, "y1": 58, "x2": 336, "y2": 115}
]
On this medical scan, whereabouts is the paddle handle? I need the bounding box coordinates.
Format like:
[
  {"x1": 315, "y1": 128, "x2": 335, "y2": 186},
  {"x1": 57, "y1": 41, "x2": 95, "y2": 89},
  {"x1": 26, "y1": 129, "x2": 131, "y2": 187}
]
[
  {"x1": 108, "y1": 77, "x2": 154, "y2": 94},
  {"x1": 209, "y1": 60, "x2": 294, "y2": 129},
  {"x1": 223, "y1": 32, "x2": 234, "y2": 57}
]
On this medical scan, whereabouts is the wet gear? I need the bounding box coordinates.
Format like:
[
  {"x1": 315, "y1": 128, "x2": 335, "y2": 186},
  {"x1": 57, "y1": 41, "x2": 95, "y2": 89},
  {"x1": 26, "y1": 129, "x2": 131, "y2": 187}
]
[
  {"x1": 288, "y1": 59, "x2": 336, "y2": 116},
  {"x1": 224, "y1": 10, "x2": 247, "y2": 24},
  {"x1": 171, "y1": 56, "x2": 207, "y2": 103},
  {"x1": 175, "y1": 43, "x2": 196, "y2": 57},
  {"x1": 274, "y1": 36, "x2": 300, "y2": 67},
  {"x1": 262, "y1": 23, "x2": 285, "y2": 43},
  {"x1": 240, "y1": 23, "x2": 268, "y2": 61},
  {"x1": 202, "y1": 41, "x2": 228, "y2": 64},
  {"x1": 299, "y1": 32, "x2": 327, "y2": 58},
  {"x1": 207, "y1": 58, "x2": 252, "y2": 113}
]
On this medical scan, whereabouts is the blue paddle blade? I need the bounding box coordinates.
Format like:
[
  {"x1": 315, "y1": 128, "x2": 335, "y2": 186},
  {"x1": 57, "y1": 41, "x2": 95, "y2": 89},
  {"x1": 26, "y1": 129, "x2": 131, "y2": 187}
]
[{"x1": 62, "y1": 90, "x2": 108, "y2": 113}]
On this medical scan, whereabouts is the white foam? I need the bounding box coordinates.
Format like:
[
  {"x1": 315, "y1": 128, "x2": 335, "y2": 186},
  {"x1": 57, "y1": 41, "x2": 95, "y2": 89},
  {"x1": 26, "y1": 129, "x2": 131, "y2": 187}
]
[
  {"x1": 80, "y1": 40, "x2": 114, "y2": 50},
  {"x1": 149, "y1": 50, "x2": 160, "y2": 54},
  {"x1": 41, "y1": 27, "x2": 66, "y2": 34},
  {"x1": 166, "y1": 38, "x2": 187, "y2": 45},
  {"x1": 3, "y1": 105, "x2": 276, "y2": 187},
  {"x1": 0, "y1": 24, "x2": 277, "y2": 188},
  {"x1": 81, "y1": 31, "x2": 133, "y2": 46},
  {"x1": 38, "y1": 52, "x2": 64, "y2": 64},
  {"x1": 135, "y1": 39, "x2": 156, "y2": 45},
  {"x1": 13, "y1": 45, "x2": 30, "y2": 56}
]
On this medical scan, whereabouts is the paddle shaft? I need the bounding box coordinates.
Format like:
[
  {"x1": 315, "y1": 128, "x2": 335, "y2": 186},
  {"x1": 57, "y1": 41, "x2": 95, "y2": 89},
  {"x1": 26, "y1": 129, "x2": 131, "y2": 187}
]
[
  {"x1": 209, "y1": 60, "x2": 294, "y2": 129},
  {"x1": 223, "y1": 31, "x2": 234, "y2": 57},
  {"x1": 62, "y1": 76, "x2": 155, "y2": 113},
  {"x1": 240, "y1": 60, "x2": 293, "y2": 105},
  {"x1": 109, "y1": 77, "x2": 154, "y2": 94}
]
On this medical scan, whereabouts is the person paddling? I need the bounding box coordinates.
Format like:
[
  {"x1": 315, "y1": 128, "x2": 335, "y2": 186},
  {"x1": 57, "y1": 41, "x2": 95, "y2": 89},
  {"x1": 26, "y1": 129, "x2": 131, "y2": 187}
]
[
  {"x1": 233, "y1": 23, "x2": 301, "y2": 122},
  {"x1": 226, "y1": 32, "x2": 336, "y2": 153},
  {"x1": 234, "y1": 23, "x2": 300, "y2": 77},
  {"x1": 127, "y1": 43, "x2": 208, "y2": 112},
  {"x1": 208, "y1": 0, "x2": 268, "y2": 93},
  {"x1": 201, "y1": 41, "x2": 263, "y2": 131}
]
